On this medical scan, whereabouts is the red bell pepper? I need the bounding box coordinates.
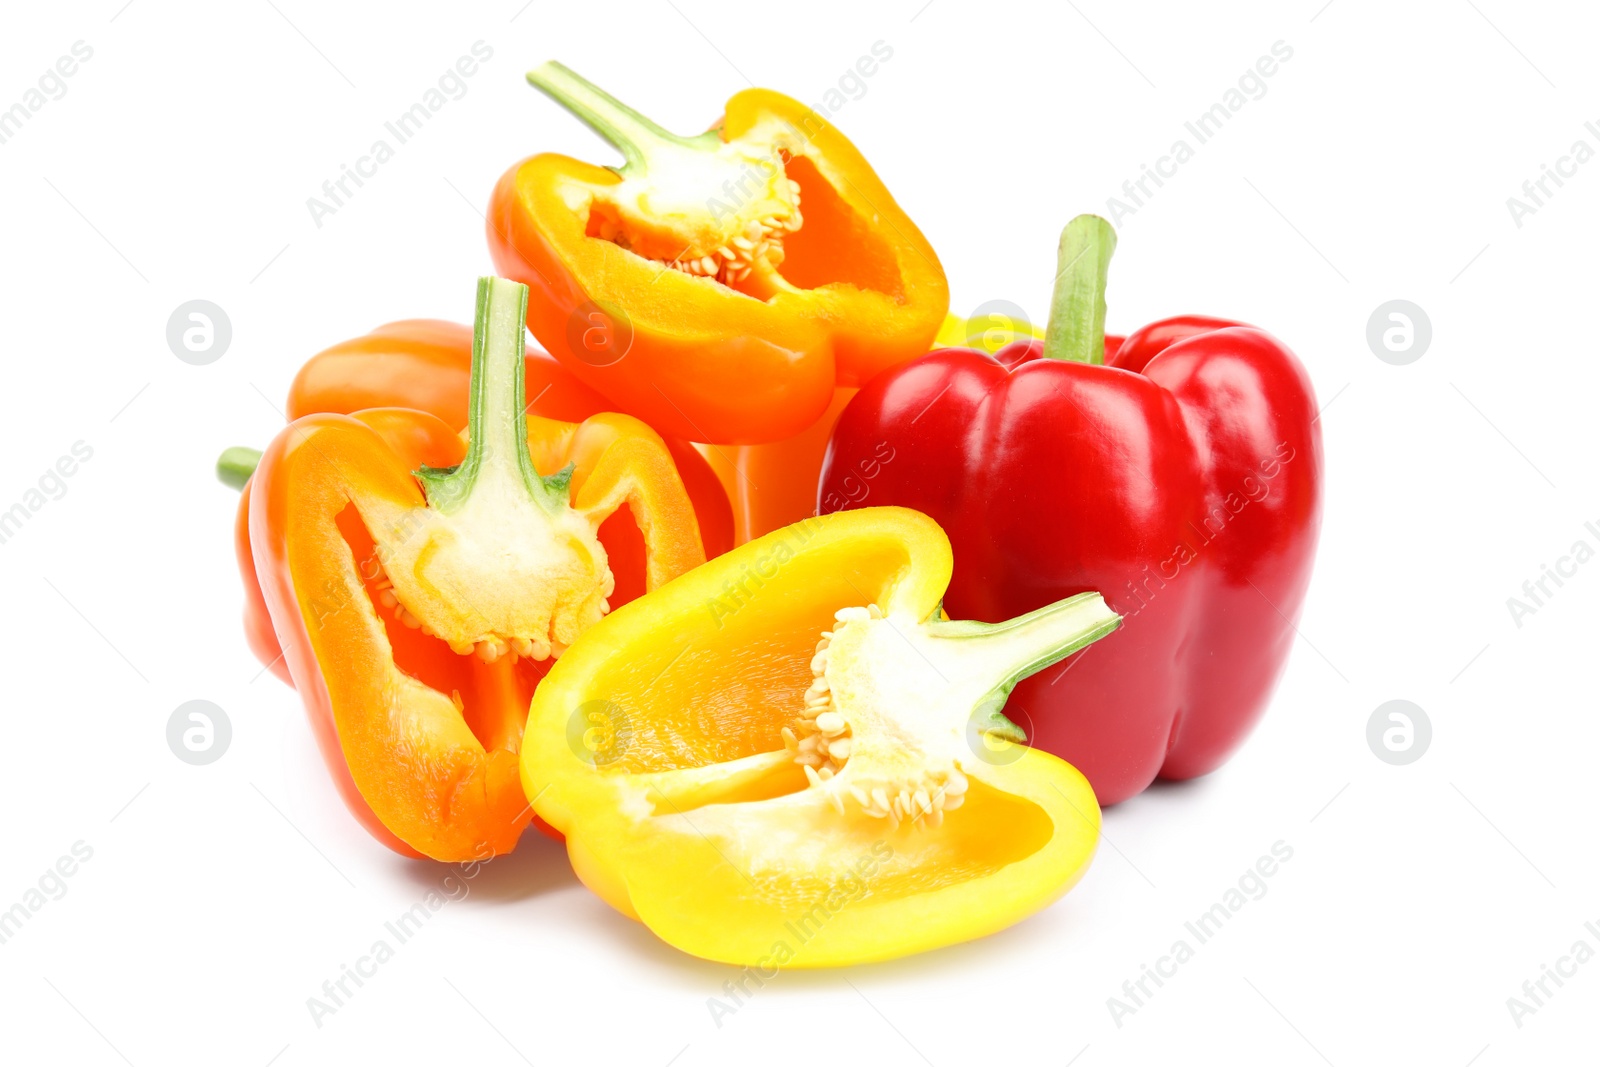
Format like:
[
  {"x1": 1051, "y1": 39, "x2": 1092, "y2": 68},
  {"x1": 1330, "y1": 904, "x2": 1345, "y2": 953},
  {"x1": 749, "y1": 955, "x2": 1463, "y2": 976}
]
[{"x1": 819, "y1": 215, "x2": 1323, "y2": 804}]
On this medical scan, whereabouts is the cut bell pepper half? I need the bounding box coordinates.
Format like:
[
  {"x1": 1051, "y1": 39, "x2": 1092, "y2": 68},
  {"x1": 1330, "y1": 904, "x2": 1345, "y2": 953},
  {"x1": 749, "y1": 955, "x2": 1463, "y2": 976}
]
[
  {"x1": 487, "y1": 62, "x2": 948, "y2": 444},
  {"x1": 522, "y1": 506, "x2": 1120, "y2": 966},
  {"x1": 246, "y1": 277, "x2": 705, "y2": 860}
]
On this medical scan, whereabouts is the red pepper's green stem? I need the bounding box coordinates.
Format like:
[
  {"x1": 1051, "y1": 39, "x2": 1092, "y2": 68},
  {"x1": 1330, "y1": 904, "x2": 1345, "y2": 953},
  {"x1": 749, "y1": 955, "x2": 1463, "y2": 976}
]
[
  {"x1": 217, "y1": 446, "x2": 262, "y2": 490},
  {"x1": 1042, "y1": 214, "x2": 1118, "y2": 366},
  {"x1": 416, "y1": 277, "x2": 572, "y2": 515},
  {"x1": 526, "y1": 61, "x2": 720, "y2": 177}
]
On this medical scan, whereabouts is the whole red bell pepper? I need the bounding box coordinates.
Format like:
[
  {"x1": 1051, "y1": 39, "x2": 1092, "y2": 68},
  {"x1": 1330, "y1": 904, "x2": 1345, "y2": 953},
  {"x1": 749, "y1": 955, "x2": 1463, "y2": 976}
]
[{"x1": 819, "y1": 215, "x2": 1323, "y2": 804}]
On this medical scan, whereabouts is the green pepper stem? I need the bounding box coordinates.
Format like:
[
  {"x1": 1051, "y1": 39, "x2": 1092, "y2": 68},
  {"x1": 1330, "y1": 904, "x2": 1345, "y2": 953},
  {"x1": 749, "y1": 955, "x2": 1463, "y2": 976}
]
[
  {"x1": 1041, "y1": 214, "x2": 1118, "y2": 365},
  {"x1": 927, "y1": 591, "x2": 1121, "y2": 741},
  {"x1": 527, "y1": 61, "x2": 719, "y2": 176},
  {"x1": 216, "y1": 446, "x2": 262, "y2": 490},
  {"x1": 416, "y1": 277, "x2": 569, "y2": 515}
]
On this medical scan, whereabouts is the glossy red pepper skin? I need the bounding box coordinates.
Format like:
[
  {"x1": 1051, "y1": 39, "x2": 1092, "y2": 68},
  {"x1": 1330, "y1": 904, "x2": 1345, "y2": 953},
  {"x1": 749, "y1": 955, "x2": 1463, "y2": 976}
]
[{"x1": 818, "y1": 316, "x2": 1322, "y2": 804}]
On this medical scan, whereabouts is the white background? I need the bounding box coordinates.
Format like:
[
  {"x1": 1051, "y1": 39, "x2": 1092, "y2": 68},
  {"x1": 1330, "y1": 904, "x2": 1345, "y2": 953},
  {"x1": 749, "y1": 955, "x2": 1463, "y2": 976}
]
[{"x1": 1, "y1": 1, "x2": 1595, "y2": 1063}]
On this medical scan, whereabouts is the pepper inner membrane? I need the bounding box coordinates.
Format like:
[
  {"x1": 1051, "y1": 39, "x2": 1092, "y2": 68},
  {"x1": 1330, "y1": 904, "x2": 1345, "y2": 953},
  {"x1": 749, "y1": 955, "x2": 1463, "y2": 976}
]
[{"x1": 334, "y1": 502, "x2": 544, "y2": 755}]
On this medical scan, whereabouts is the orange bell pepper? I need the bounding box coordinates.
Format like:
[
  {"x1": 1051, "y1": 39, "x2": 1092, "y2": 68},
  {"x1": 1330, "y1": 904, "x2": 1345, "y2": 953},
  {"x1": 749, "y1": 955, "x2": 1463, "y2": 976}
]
[
  {"x1": 522, "y1": 507, "x2": 1120, "y2": 966},
  {"x1": 240, "y1": 277, "x2": 705, "y2": 861},
  {"x1": 284, "y1": 318, "x2": 733, "y2": 560},
  {"x1": 224, "y1": 317, "x2": 735, "y2": 686},
  {"x1": 487, "y1": 61, "x2": 949, "y2": 445}
]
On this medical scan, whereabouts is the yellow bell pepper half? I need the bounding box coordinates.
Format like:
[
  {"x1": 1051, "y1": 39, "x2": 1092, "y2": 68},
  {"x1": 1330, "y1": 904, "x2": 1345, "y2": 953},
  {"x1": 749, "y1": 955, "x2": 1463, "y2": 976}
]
[{"x1": 522, "y1": 507, "x2": 1121, "y2": 967}]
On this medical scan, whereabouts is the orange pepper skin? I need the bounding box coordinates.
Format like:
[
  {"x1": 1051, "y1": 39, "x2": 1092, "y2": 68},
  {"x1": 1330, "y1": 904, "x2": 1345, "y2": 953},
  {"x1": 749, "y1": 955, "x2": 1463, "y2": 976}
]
[
  {"x1": 235, "y1": 319, "x2": 734, "y2": 686},
  {"x1": 700, "y1": 314, "x2": 1052, "y2": 545},
  {"x1": 487, "y1": 89, "x2": 948, "y2": 445},
  {"x1": 246, "y1": 403, "x2": 704, "y2": 861},
  {"x1": 700, "y1": 387, "x2": 855, "y2": 545},
  {"x1": 284, "y1": 319, "x2": 733, "y2": 559},
  {"x1": 288, "y1": 319, "x2": 608, "y2": 426}
]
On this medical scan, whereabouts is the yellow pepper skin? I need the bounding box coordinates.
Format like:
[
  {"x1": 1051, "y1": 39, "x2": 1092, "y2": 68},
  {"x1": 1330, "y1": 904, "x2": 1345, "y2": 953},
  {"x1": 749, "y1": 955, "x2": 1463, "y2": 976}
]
[{"x1": 521, "y1": 507, "x2": 1119, "y2": 967}]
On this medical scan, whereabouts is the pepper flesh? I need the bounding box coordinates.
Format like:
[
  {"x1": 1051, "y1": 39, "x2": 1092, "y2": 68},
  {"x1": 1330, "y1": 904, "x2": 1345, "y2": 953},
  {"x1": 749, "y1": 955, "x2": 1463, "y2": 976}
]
[
  {"x1": 488, "y1": 61, "x2": 948, "y2": 444},
  {"x1": 820, "y1": 217, "x2": 1324, "y2": 804},
  {"x1": 522, "y1": 507, "x2": 1120, "y2": 967},
  {"x1": 246, "y1": 277, "x2": 705, "y2": 860},
  {"x1": 284, "y1": 316, "x2": 734, "y2": 560},
  {"x1": 232, "y1": 317, "x2": 735, "y2": 685}
]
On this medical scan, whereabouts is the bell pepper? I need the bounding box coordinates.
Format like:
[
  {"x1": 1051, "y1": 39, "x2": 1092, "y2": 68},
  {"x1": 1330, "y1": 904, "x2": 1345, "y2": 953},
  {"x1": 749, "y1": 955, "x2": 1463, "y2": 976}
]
[
  {"x1": 700, "y1": 315, "x2": 1039, "y2": 544},
  {"x1": 241, "y1": 277, "x2": 705, "y2": 860},
  {"x1": 487, "y1": 61, "x2": 948, "y2": 445},
  {"x1": 284, "y1": 318, "x2": 733, "y2": 560},
  {"x1": 224, "y1": 317, "x2": 735, "y2": 685},
  {"x1": 819, "y1": 216, "x2": 1324, "y2": 805},
  {"x1": 521, "y1": 506, "x2": 1121, "y2": 967}
]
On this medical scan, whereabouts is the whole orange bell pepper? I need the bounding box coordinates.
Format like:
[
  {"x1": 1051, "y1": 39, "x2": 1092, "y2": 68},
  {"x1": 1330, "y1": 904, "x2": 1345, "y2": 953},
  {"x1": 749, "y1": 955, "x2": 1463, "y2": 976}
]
[
  {"x1": 239, "y1": 277, "x2": 705, "y2": 861},
  {"x1": 487, "y1": 61, "x2": 948, "y2": 445},
  {"x1": 523, "y1": 507, "x2": 1120, "y2": 966}
]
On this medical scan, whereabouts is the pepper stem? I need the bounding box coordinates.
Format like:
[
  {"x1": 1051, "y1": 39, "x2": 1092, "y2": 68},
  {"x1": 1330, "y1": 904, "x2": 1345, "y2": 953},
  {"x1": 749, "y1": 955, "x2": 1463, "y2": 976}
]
[
  {"x1": 216, "y1": 446, "x2": 262, "y2": 490},
  {"x1": 1041, "y1": 214, "x2": 1118, "y2": 365},
  {"x1": 416, "y1": 277, "x2": 571, "y2": 516},
  {"x1": 926, "y1": 592, "x2": 1121, "y2": 741},
  {"x1": 526, "y1": 61, "x2": 720, "y2": 176}
]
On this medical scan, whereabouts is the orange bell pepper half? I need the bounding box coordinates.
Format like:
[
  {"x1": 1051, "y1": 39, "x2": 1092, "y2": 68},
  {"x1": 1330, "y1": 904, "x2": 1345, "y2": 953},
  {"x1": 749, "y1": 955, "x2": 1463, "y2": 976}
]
[
  {"x1": 242, "y1": 277, "x2": 705, "y2": 861},
  {"x1": 224, "y1": 317, "x2": 735, "y2": 687},
  {"x1": 523, "y1": 507, "x2": 1120, "y2": 966},
  {"x1": 487, "y1": 61, "x2": 949, "y2": 445}
]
